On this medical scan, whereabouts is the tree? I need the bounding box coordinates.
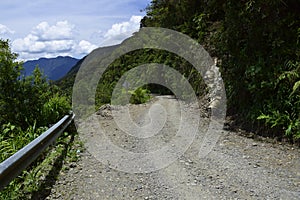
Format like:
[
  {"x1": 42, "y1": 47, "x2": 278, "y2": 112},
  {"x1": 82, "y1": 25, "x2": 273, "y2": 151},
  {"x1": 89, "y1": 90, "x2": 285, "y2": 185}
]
[
  {"x1": 0, "y1": 39, "x2": 70, "y2": 129},
  {"x1": 0, "y1": 39, "x2": 24, "y2": 126},
  {"x1": 140, "y1": 0, "x2": 300, "y2": 139}
]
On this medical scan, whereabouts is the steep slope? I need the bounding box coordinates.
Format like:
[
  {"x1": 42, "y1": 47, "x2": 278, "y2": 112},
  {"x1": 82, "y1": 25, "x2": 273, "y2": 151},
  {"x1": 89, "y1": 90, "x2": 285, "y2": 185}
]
[
  {"x1": 55, "y1": 56, "x2": 86, "y2": 94},
  {"x1": 56, "y1": 44, "x2": 119, "y2": 94},
  {"x1": 23, "y1": 56, "x2": 80, "y2": 81}
]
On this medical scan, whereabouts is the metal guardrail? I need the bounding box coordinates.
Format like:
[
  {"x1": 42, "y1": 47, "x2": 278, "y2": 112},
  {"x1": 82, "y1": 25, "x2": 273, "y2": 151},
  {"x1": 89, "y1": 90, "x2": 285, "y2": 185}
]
[{"x1": 0, "y1": 112, "x2": 75, "y2": 190}]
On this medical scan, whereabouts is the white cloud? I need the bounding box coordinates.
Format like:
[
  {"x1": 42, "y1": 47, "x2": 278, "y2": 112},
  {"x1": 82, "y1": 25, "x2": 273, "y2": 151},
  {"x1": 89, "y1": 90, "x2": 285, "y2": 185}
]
[
  {"x1": 101, "y1": 15, "x2": 142, "y2": 46},
  {"x1": 13, "y1": 34, "x2": 75, "y2": 54},
  {"x1": 1, "y1": 1, "x2": 150, "y2": 60},
  {"x1": 32, "y1": 21, "x2": 74, "y2": 41},
  {"x1": 0, "y1": 24, "x2": 15, "y2": 35},
  {"x1": 11, "y1": 21, "x2": 97, "y2": 60},
  {"x1": 8, "y1": 15, "x2": 143, "y2": 60},
  {"x1": 76, "y1": 40, "x2": 98, "y2": 55}
]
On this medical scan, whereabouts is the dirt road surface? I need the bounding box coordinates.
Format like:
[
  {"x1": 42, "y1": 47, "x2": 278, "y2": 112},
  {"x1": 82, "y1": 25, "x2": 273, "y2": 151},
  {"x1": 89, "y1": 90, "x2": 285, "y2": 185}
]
[{"x1": 47, "y1": 96, "x2": 300, "y2": 200}]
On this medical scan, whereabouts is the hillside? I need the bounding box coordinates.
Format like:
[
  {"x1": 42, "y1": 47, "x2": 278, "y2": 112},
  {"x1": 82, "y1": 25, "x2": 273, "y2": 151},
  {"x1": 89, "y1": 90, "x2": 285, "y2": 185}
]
[
  {"x1": 55, "y1": 57, "x2": 85, "y2": 93},
  {"x1": 23, "y1": 56, "x2": 79, "y2": 81},
  {"x1": 56, "y1": 45, "x2": 120, "y2": 95},
  {"x1": 55, "y1": 0, "x2": 300, "y2": 140}
]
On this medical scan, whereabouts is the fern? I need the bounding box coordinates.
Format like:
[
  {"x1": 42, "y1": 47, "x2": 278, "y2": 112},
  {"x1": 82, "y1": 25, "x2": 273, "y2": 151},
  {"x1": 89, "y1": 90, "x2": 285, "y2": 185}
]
[{"x1": 293, "y1": 80, "x2": 300, "y2": 92}]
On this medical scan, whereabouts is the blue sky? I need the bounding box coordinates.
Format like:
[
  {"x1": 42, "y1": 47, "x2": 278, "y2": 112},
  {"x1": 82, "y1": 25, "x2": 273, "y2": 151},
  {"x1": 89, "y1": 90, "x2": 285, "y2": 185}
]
[{"x1": 0, "y1": 0, "x2": 151, "y2": 60}]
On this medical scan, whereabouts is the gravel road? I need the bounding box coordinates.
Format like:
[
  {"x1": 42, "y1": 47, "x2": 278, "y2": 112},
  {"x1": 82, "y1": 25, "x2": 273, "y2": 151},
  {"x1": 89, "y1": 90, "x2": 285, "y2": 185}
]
[{"x1": 47, "y1": 96, "x2": 300, "y2": 200}]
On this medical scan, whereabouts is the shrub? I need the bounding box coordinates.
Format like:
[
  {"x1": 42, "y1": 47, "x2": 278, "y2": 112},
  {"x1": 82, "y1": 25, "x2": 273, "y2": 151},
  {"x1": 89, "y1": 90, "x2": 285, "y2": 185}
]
[
  {"x1": 129, "y1": 87, "x2": 151, "y2": 104},
  {"x1": 42, "y1": 94, "x2": 71, "y2": 125}
]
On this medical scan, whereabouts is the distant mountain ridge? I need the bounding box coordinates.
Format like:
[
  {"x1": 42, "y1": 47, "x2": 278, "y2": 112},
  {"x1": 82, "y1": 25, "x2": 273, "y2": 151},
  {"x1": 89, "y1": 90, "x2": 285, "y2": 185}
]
[{"x1": 23, "y1": 56, "x2": 80, "y2": 81}]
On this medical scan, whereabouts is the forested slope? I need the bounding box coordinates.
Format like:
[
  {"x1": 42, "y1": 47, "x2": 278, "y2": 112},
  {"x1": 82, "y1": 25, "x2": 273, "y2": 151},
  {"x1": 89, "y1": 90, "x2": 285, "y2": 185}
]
[
  {"x1": 57, "y1": 0, "x2": 299, "y2": 140},
  {"x1": 140, "y1": 0, "x2": 300, "y2": 140}
]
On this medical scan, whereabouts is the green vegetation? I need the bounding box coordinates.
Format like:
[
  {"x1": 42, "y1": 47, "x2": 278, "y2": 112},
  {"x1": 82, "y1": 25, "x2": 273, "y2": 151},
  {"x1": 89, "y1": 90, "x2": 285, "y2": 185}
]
[
  {"x1": 94, "y1": 49, "x2": 205, "y2": 108},
  {"x1": 0, "y1": 39, "x2": 77, "y2": 199},
  {"x1": 56, "y1": 57, "x2": 86, "y2": 97},
  {"x1": 140, "y1": 0, "x2": 300, "y2": 140},
  {"x1": 129, "y1": 87, "x2": 151, "y2": 104},
  {"x1": 0, "y1": 123, "x2": 46, "y2": 163},
  {"x1": 1, "y1": 0, "x2": 298, "y2": 197},
  {"x1": 110, "y1": 86, "x2": 151, "y2": 106},
  {"x1": 0, "y1": 40, "x2": 71, "y2": 129},
  {"x1": 57, "y1": 1, "x2": 299, "y2": 141},
  {"x1": 0, "y1": 130, "x2": 83, "y2": 200}
]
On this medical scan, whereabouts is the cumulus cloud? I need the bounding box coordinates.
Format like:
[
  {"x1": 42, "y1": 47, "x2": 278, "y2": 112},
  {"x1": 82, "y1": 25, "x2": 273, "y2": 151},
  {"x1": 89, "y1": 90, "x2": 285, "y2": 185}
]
[
  {"x1": 0, "y1": 24, "x2": 15, "y2": 35},
  {"x1": 101, "y1": 15, "x2": 142, "y2": 46},
  {"x1": 13, "y1": 34, "x2": 75, "y2": 54},
  {"x1": 13, "y1": 21, "x2": 75, "y2": 53},
  {"x1": 32, "y1": 21, "x2": 74, "y2": 41},
  {"x1": 75, "y1": 40, "x2": 98, "y2": 54},
  {"x1": 9, "y1": 16, "x2": 142, "y2": 60},
  {"x1": 11, "y1": 21, "x2": 97, "y2": 60}
]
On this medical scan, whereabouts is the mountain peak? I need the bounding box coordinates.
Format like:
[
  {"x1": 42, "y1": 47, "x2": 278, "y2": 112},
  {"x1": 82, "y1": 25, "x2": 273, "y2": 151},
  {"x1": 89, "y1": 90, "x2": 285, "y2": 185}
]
[{"x1": 23, "y1": 56, "x2": 80, "y2": 81}]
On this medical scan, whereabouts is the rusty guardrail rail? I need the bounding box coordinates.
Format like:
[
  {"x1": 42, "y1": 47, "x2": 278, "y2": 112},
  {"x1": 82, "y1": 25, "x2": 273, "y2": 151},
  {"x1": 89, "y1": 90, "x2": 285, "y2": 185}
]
[{"x1": 0, "y1": 112, "x2": 75, "y2": 190}]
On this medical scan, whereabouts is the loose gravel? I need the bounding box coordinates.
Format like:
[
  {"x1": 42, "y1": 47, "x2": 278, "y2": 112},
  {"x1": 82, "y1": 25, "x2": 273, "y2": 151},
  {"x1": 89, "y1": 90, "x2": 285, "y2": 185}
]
[{"x1": 47, "y1": 96, "x2": 300, "y2": 200}]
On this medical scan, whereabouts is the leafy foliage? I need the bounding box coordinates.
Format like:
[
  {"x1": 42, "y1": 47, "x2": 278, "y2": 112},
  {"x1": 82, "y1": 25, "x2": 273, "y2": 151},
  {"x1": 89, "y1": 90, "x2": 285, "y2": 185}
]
[
  {"x1": 257, "y1": 61, "x2": 300, "y2": 138},
  {"x1": 42, "y1": 93, "x2": 71, "y2": 125},
  {"x1": 0, "y1": 123, "x2": 45, "y2": 162},
  {"x1": 56, "y1": 1, "x2": 300, "y2": 140},
  {"x1": 142, "y1": 0, "x2": 300, "y2": 140},
  {"x1": 0, "y1": 39, "x2": 70, "y2": 129},
  {"x1": 0, "y1": 127, "x2": 83, "y2": 200},
  {"x1": 93, "y1": 49, "x2": 205, "y2": 109},
  {"x1": 129, "y1": 87, "x2": 151, "y2": 104},
  {"x1": 0, "y1": 39, "x2": 74, "y2": 198}
]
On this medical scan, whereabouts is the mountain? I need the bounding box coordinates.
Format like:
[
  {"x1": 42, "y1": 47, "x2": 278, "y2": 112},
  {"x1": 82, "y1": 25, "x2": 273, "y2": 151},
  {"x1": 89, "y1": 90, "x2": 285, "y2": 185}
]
[
  {"x1": 23, "y1": 56, "x2": 80, "y2": 81},
  {"x1": 56, "y1": 45, "x2": 119, "y2": 94},
  {"x1": 55, "y1": 56, "x2": 86, "y2": 94}
]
